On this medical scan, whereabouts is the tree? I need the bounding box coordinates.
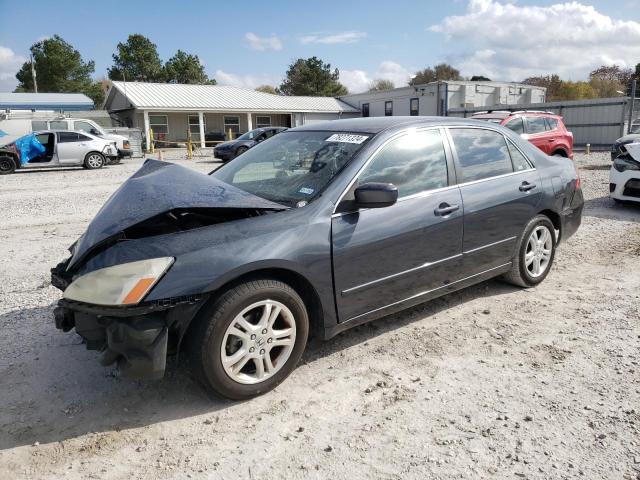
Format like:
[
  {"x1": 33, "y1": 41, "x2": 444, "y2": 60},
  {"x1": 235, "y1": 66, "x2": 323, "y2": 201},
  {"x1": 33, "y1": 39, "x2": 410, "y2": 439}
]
[
  {"x1": 470, "y1": 75, "x2": 491, "y2": 81},
  {"x1": 368, "y1": 79, "x2": 394, "y2": 92},
  {"x1": 164, "y1": 50, "x2": 214, "y2": 84},
  {"x1": 14, "y1": 35, "x2": 104, "y2": 106},
  {"x1": 255, "y1": 85, "x2": 278, "y2": 95},
  {"x1": 109, "y1": 34, "x2": 164, "y2": 82},
  {"x1": 555, "y1": 81, "x2": 597, "y2": 101},
  {"x1": 409, "y1": 63, "x2": 461, "y2": 85},
  {"x1": 279, "y1": 57, "x2": 348, "y2": 96},
  {"x1": 522, "y1": 74, "x2": 563, "y2": 101}
]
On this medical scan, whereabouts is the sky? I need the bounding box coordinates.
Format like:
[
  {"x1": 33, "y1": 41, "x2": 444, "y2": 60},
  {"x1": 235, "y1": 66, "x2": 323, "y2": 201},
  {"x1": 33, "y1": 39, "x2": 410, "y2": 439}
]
[{"x1": 1, "y1": 0, "x2": 640, "y2": 93}]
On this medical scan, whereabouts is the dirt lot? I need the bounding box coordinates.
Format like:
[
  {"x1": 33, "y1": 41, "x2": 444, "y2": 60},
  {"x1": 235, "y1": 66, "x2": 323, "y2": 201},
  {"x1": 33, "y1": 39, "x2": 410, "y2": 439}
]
[{"x1": 0, "y1": 151, "x2": 639, "y2": 480}]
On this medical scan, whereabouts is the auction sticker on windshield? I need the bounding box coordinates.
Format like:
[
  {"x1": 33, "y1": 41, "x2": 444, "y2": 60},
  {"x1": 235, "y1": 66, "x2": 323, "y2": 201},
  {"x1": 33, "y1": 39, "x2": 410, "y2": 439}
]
[{"x1": 325, "y1": 134, "x2": 368, "y2": 144}]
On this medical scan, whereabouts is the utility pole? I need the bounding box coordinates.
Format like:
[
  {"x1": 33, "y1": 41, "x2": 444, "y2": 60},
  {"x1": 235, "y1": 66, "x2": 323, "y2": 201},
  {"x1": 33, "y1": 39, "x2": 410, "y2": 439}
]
[
  {"x1": 30, "y1": 55, "x2": 38, "y2": 93},
  {"x1": 628, "y1": 78, "x2": 636, "y2": 134}
]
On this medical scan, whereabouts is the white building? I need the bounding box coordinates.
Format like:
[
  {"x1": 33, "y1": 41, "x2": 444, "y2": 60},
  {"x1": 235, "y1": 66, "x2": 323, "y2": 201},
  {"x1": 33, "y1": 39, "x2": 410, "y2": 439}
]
[
  {"x1": 338, "y1": 81, "x2": 546, "y2": 118},
  {"x1": 104, "y1": 82, "x2": 359, "y2": 148}
]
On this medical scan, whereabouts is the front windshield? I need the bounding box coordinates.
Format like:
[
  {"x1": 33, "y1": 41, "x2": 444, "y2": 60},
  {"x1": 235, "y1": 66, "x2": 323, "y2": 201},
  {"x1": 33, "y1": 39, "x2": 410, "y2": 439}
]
[
  {"x1": 237, "y1": 129, "x2": 264, "y2": 140},
  {"x1": 212, "y1": 131, "x2": 371, "y2": 207}
]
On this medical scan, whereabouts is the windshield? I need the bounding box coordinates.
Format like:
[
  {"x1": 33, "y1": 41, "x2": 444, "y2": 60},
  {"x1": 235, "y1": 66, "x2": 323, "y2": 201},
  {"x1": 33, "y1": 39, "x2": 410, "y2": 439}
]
[
  {"x1": 237, "y1": 129, "x2": 264, "y2": 141},
  {"x1": 212, "y1": 131, "x2": 371, "y2": 207}
]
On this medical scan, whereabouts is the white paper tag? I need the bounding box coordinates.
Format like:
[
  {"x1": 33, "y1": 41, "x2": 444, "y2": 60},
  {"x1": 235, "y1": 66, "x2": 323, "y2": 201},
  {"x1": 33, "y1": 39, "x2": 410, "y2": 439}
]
[
  {"x1": 325, "y1": 134, "x2": 368, "y2": 144},
  {"x1": 298, "y1": 187, "x2": 314, "y2": 195}
]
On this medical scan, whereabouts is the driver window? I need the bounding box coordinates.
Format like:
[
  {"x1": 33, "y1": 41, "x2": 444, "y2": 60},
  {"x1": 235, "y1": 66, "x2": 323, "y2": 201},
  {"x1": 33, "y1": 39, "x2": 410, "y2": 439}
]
[
  {"x1": 358, "y1": 129, "x2": 448, "y2": 198},
  {"x1": 75, "y1": 121, "x2": 96, "y2": 134}
]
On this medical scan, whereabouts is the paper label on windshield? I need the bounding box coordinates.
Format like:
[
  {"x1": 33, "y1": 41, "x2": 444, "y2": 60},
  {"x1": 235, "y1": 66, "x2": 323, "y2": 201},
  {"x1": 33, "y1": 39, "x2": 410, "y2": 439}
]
[
  {"x1": 298, "y1": 187, "x2": 314, "y2": 195},
  {"x1": 325, "y1": 134, "x2": 368, "y2": 144}
]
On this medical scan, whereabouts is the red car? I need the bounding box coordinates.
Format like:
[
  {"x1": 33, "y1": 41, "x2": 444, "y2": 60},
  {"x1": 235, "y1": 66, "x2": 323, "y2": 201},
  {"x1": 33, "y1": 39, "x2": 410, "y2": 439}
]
[{"x1": 471, "y1": 111, "x2": 573, "y2": 158}]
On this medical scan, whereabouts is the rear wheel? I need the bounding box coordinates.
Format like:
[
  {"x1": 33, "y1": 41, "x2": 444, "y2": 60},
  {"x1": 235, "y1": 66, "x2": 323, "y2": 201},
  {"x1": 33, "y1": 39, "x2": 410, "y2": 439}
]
[
  {"x1": 503, "y1": 215, "x2": 556, "y2": 287},
  {"x1": 84, "y1": 152, "x2": 105, "y2": 170},
  {"x1": 0, "y1": 155, "x2": 16, "y2": 175},
  {"x1": 187, "y1": 279, "x2": 309, "y2": 400}
]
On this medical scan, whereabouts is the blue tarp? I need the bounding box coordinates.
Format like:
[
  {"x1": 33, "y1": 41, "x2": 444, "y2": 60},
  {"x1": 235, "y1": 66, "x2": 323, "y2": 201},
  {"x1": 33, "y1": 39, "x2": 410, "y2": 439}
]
[{"x1": 14, "y1": 134, "x2": 45, "y2": 165}]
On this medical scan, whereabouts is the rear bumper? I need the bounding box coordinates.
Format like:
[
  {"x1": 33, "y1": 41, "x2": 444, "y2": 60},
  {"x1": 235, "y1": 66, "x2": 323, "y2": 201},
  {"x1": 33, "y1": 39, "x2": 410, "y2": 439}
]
[
  {"x1": 53, "y1": 296, "x2": 206, "y2": 379},
  {"x1": 118, "y1": 148, "x2": 133, "y2": 158}
]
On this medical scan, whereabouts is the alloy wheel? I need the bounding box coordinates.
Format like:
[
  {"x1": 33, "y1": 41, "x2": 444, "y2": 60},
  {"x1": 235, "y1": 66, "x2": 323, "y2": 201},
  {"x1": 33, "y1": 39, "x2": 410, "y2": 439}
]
[
  {"x1": 220, "y1": 300, "x2": 296, "y2": 385},
  {"x1": 87, "y1": 154, "x2": 103, "y2": 168},
  {"x1": 524, "y1": 225, "x2": 553, "y2": 278}
]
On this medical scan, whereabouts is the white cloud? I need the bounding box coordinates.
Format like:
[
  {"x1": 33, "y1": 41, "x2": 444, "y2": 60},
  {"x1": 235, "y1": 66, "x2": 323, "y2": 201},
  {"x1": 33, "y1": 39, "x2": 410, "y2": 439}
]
[
  {"x1": 0, "y1": 46, "x2": 26, "y2": 92},
  {"x1": 429, "y1": 0, "x2": 640, "y2": 80},
  {"x1": 300, "y1": 31, "x2": 367, "y2": 45},
  {"x1": 243, "y1": 32, "x2": 282, "y2": 51},
  {"x1": 214, "y1": 69, "x2": 281, "y2": 90},
  {"x1": 340, "y1": 61, "x2": 412, "y2": 93}
]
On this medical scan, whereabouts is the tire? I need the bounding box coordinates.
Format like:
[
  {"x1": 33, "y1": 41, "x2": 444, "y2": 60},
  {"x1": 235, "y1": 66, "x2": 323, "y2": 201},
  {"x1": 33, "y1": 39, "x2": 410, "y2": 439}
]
[
  {"x1": 187, "y1": 279, "x2": 309, "y2": 400},
  {"x1": 84, "y1": 152, "x2": 105, "y2": 170},
  {"x1": 0, "y1": 155, "x2": 16, "y2": 175},
  {"x1": 502, "y1": 215, "x2": 556, "y2": 288},
  {"x1": 235, "y1": 146, "x2": 248, "y2": 158}
]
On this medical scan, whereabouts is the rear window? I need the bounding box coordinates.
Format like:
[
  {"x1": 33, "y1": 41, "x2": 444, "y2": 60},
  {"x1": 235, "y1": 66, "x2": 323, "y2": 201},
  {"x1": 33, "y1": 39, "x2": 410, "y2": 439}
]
[
  {"x1": 545, "y1": 118, "x2": 558, "y2": 130},
  {"x1": 525, "y1": 116, "x2": 548, "y2": 134}
]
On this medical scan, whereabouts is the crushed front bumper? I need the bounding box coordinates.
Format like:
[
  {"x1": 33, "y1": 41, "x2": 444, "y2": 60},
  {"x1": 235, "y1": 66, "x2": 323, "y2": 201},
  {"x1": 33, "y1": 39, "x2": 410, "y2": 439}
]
[{"x1": 53, "y1": 296, "x2": 206, "y2": 380}]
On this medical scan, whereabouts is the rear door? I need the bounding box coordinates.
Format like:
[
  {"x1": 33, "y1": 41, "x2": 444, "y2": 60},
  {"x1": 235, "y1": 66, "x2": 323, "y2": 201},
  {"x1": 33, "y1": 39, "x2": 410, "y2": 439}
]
[
  {"x1": 332, "y1": 128, "x2": 464, "y2": 322},
  {"x1": 56, "y1": 132, "x2": 86, "y2": 164},
  {"x1": 524, "y1": 116, "x2": 553, "y2": 154},
  {"x1": 448, "y1": 127, "x2": 541, "y2": 275}
]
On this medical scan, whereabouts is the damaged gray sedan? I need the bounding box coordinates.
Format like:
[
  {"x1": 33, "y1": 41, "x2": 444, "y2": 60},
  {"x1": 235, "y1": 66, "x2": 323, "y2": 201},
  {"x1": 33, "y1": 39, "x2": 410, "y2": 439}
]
[{"x1": 52, "y1": 117, "x2": 583, "y2": 399}]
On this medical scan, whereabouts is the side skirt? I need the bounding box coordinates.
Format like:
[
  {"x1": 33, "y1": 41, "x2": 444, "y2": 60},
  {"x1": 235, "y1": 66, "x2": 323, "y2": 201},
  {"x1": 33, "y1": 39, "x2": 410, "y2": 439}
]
[{"x1": 322, "y1": 262, "x2": 512, "y2": 339}]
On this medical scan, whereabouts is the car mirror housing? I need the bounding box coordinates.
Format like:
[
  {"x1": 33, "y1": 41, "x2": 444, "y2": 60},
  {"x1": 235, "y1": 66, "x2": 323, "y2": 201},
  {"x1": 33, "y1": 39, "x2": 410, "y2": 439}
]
[{"x1": 354, "y1": 182, "x2": 398, "y2": 209}]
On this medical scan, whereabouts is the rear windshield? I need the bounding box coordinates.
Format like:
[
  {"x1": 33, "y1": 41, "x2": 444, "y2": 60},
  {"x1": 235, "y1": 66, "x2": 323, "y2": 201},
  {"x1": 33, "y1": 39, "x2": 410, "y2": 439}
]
[{"x1": 212, "y1": 131, "x2": 371, "y2": 207}]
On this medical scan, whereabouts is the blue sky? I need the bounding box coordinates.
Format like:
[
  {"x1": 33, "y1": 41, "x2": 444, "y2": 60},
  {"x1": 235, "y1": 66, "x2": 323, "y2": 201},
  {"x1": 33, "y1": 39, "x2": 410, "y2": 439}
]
[{"x1": 1, "y1": 0, "x2": 640, "y2": 93}]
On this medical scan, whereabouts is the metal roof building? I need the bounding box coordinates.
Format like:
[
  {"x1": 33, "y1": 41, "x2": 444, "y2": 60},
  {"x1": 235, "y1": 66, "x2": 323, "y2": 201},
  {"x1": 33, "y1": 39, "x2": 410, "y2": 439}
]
[
  {"x1": 104, "y1": 81, "x2": 359, "y2": 148},
  {"x1": 0, "y1": 92, "x2": 94, "y2": 111}
]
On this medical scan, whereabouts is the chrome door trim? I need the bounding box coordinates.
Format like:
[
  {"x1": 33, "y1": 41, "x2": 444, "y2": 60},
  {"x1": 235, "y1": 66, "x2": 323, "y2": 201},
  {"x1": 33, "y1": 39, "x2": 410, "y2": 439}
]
[
  {"x1": 463, "y1": 236, "x2": 517, "y2": 255},
  {"x1": 346, "y1": 262, "x2": 512, "y2": 322},
  {"x1": 341, "y1": 253, "x2": 463, "y2": 296}
]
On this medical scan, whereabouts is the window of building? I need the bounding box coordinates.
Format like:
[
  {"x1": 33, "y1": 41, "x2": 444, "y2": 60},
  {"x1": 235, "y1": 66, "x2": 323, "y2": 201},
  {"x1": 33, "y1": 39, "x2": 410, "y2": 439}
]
[
  {"x1": 362, "y1": 103, "x2": 370, "y2": 117},
  {"x1": 507, "y1": 140, "x2": 533, "y2": 172},
  {"x1": 504, "y1": 117, "x2": 524, "y2": 134},
  {"x1": 450, "y1": 128, "x2": 513, "y2": 182},
  {"x1": 525, "y1": 116, "x2": 547, "y2": 134},
  {"x1": 256, "y1": 116, "x2": 271, "y2": 128},
  {"x1": 224, "y1": 116, "x2": 240, "y2": 137},
  {"x1": 410, "y1": 98, "x2": 419, "y2": 116},
  {"x1": 149, "y1": 115, "x2": 168, "y2": 138},
  {"x1": 358, "y1": 129, "x2": 448, "y2": 197},
  {"x1": 188, "y1": 114, "x2": 205, "y2": 141},
  {"x1": 385, "y1": 101, "x2": 393, "y2": 116}
]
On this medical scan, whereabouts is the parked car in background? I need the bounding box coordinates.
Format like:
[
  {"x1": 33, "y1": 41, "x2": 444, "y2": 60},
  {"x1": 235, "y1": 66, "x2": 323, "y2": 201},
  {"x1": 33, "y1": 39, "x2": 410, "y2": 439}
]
[
  {"x1": 213, "y1": 127, "x2": 287, "y2": 161},
  {"x1": 471, "y1": 111, "x2": 573, "y2": 158},
  {"x1": 0, "y1": 111, "x2": 131, "y2": 162},
  {"x1": 0, "y1": 130, "x2": 118, "y2": 174},
  {"x1": 51, "y1": 117, "x2": 583, "y2": 399},
  {"x1": 610, "y1": 141, "x2": 640, "y2": 203}
]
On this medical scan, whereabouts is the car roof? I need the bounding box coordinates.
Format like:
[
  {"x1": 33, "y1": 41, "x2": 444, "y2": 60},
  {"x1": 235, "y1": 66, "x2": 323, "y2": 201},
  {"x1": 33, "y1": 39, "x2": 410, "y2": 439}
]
[
  {"x1": 288, "y1": 116, "x2": 494, "y2": 134},
  {"x1": 472, "y1": 111, "x2": 560, "y2": 120}
]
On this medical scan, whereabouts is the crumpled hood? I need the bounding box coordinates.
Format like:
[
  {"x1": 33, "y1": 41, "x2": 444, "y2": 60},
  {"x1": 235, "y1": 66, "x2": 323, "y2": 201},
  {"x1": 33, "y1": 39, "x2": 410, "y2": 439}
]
[
  {"x1": 615, "y1": 134, "x2": 640, "y2": 145},
  {"x1": 67, "y1": 159, "x2": 285, "y2": 270}
]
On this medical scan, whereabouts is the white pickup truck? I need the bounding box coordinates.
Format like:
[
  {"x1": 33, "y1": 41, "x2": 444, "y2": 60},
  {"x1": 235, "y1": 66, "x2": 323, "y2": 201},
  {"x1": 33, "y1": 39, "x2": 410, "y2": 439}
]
[{"x1": 0, "y1": 113, "x2": 132, "y2": 162}]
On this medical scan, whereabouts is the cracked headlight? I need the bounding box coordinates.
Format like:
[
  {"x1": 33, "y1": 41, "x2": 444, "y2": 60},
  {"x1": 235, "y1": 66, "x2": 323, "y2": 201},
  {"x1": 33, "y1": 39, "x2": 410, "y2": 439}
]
[{"x1": 63, "y1": 257, "x2": 174, "y2": 306}]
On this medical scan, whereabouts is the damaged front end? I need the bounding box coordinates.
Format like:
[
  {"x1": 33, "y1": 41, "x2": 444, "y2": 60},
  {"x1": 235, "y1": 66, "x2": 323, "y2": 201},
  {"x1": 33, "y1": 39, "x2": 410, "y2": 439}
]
[{"x1": 51, "y1": 160, "x2": 287, "y2": 379}]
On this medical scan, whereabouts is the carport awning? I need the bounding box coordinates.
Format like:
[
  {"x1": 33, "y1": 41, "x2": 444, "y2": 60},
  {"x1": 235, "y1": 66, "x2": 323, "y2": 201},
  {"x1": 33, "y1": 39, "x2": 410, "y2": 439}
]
[{"x1": 0, "y1": 92, "x2": 94, "y2": 111}]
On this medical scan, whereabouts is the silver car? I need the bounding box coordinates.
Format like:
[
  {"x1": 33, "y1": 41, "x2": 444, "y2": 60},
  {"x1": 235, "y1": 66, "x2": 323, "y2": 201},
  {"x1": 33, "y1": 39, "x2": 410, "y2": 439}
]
[{"x1": 0, "y1": 130, "x2": 118, "y2": 175}]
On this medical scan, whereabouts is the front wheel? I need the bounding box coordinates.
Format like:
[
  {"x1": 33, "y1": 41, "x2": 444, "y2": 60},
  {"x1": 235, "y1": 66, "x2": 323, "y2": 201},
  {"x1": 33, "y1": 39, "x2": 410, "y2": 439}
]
[
  {"x1": 234, "y1": 146, "x2": 248, "y2": 158},
  {"x1": 187, "y1": 279, "x2": 309, "y2": 400},
  {"x1": 503, "y1": 215, "x2": 556, "y2": 287},
  {"x1": 0, "y1": 155, "x2": 16, "y2": 175},
  {"x1": 84, "y1": 152, "x2": 105, "y2": 170}
]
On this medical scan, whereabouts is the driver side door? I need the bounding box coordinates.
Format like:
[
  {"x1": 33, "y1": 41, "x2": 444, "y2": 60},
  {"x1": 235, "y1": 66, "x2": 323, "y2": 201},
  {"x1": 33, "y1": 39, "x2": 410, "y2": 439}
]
[{"x1": 331, "y1": 128, "x2": 464, "y2": 323}]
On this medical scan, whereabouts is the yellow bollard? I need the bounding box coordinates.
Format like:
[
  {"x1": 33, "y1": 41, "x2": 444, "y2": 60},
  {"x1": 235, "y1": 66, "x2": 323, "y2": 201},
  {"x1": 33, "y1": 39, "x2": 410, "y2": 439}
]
[
  {"x1": 227, "y1": 128, "x2": 233, "y2": 140},
  {"x1": 149, "y1": 128, "x2": 155, "y2": 154},
  {"x1": 187, "y1": 130, "x2": 193, "y2": 160},
  {"x1": 158, "y1": 149, "x2": 163, "y2": 161},
  {"x1": 585, "y1": 143, "x2": 591, "y2": 155}
]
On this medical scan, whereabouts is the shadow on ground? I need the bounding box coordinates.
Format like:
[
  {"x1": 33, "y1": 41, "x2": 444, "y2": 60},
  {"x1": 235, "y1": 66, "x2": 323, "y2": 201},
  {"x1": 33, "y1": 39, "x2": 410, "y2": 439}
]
[
  {"x1": 0, "y1": 278, "x2": 517, "y2": 451},
  {"x1": 583, "y1": 195, "x2": 640, "y2": 223}
]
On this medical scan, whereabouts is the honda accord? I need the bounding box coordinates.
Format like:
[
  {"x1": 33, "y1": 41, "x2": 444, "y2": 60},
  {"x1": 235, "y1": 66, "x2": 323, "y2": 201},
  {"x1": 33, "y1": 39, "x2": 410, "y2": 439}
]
[{"x1": 51, "y1": 117, "x2": 583, "y2": 399}]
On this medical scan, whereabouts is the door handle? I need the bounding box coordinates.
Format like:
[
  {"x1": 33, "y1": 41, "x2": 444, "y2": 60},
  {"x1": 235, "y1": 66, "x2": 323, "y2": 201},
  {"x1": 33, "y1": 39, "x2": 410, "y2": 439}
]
[
  {"x1": 434, "y1": 202, "x2": 459, "y2": 216},
  {"x1": 519, "y1": 181, "x2": 537, "y2": 192}
]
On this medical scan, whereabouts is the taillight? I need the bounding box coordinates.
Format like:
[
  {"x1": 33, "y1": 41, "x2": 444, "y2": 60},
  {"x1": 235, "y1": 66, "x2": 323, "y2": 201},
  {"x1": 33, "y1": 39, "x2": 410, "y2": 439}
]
[{"x1": 575, "y1": 172, "x2": 581, "y2": 190}]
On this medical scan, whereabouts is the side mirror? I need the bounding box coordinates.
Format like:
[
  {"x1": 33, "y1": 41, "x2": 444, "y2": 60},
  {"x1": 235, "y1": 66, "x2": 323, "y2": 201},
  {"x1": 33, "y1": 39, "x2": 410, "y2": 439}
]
[{"x1": 354, "y1": 182, "x2": 398, "y2": 209}]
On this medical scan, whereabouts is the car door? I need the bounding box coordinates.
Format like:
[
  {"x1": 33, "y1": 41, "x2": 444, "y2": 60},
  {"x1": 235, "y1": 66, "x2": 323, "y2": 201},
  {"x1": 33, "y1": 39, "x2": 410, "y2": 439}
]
[
  {"x1": 332, "y1": 128, "x2": 464, "y2": 322},
  {"x1": 447, "y1": 127, "x2": 541, "y2": 275},
  {"x1": 524, "y1": 116, "x2": 553, "y2": 154},
  {"x1": 56, "y1": 132, "x2": 86, "y2": 165}
]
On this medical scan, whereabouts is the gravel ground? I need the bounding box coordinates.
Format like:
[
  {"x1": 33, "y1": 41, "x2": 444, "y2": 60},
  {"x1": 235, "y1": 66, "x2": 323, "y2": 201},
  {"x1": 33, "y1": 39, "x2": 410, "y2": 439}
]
[{"x1": 0, "y1": 150, "x2": 639, "y2": 480}]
